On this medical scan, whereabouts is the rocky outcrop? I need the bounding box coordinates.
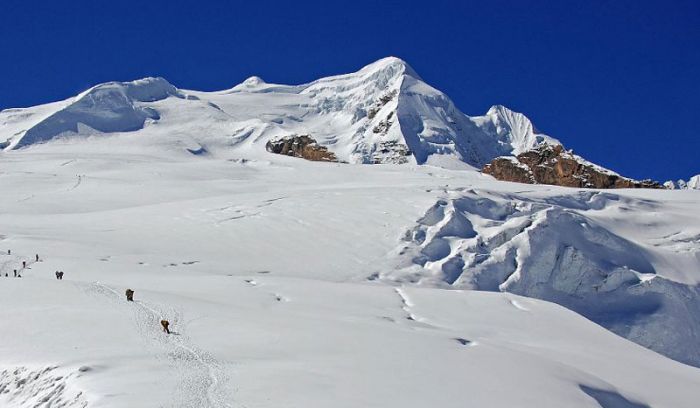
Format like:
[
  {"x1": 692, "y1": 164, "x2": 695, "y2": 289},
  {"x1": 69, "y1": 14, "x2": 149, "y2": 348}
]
[
  {"x1": 483, "y1": 144, "x2": 662, "y2": 189},
  {"x1": 266, "y1": 135, "x2": 337, "y2": 162},
  {"x1": 372, "y1": 140, "x2": 412, "y2": 164}
]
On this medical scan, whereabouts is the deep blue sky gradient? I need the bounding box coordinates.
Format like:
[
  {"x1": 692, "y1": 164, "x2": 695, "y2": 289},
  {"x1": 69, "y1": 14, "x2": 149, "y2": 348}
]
[{"x1": 1, "y1": 0, "x2": 698, "y2": 180}]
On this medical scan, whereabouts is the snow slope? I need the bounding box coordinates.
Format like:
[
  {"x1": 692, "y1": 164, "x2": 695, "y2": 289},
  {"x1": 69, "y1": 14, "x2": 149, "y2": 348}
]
[{"x1": 0, "y1": 140, "x2": 699, "y2": 407}]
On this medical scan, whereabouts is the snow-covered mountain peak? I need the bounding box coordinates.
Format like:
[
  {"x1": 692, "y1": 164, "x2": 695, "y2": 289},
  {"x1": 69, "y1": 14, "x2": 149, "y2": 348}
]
[
  {"x1": 243, "y1": 75, "x2": 265, "y2": 85},
  {"x1": 301, "y1": 57, "x2": 411, "y2": 97},
  {"x1": 664, "y1": 174, "x2": 700, "y2": 190},
  {"x1": 356, "y1": 56, "x2": 421, "y2": 80},
  {"x1": 483, "y1": 104, "x2": 558, "y2": 154},
  {"x1": 2, "y1": 58, "x2": 562, "y2": 168},
  {"x1": 228, "y1": 75, "x2": 267, "y2": 92},
  {"x1": 689, "y1": 175, "x2": 700, "y2": 189}
]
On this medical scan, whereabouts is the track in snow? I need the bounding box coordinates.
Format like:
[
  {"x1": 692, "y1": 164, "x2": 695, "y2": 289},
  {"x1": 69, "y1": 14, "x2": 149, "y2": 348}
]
[
  {"x1": 67, "y1": 175, "x2": 83, "y2": 191},
  {"x1": 393, "y1": 287, "x2": 440, "y2": 330},
  {"x1": 395, "y1": 287, "x2": 419, "y2": 322},
  {"x1": 88, "y1": 282, "x2": 232, "y2": 408},
  {"x1": 394, "y1": 287, "x2": 476, "y2": 348}
]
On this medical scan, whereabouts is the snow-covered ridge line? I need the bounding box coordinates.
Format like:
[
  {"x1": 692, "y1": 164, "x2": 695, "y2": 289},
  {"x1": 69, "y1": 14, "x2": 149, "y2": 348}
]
[
  {"x1": 2, "y1": 77, "x2": 183, "y2": 150},
  {"x1": 0, "y1": 57, "x2": 560, "y2": 169}
]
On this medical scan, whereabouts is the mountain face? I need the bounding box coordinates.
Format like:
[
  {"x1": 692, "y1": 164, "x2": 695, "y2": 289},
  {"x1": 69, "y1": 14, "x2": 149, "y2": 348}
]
[{"x1": 0, "y1": 57, "x2": 558, "y2": 168}]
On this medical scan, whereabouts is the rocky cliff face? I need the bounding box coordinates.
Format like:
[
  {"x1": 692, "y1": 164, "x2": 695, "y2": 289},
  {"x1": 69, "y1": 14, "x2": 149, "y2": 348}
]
[
  {"x1": 265, "y1": 135, "x2": 337, "y2": 162},
  {"x1": 483, "y1": 144, "x2": 662, "y2": 189}
]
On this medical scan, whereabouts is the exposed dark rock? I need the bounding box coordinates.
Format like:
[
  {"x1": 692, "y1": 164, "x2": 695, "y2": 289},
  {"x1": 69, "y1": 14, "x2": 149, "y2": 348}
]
[
  {"x1": 266, "y1": 135, "x2": 337, "y2": 162},
  {"x1": 372, "y1": 141, "x2": 412, "y2": 164},
  {"x1": 483, "y1": 144, "x2": 663, "y2": 189},
  {"x1": 372, "y1": 112, "x2": 394, "y2": 134},
  {"x1": 367, "y1": 90, "x2": 397, "y2": 119}
]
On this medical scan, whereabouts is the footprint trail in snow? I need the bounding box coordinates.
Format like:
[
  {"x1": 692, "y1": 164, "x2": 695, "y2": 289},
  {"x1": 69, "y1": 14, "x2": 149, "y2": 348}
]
[{"x1": 87, "y1": 282, "x2": 232, "y2": 408}]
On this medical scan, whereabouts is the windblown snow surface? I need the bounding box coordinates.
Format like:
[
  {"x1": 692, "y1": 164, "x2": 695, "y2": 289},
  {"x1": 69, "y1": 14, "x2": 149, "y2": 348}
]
[{"x1": 1, "y1": 58, "x2": 699, "y2": 407}]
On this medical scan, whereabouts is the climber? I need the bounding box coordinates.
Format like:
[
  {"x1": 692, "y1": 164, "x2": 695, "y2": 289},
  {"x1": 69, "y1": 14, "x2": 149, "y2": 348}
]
[
  {"x1": 125, "y1": 288, "x2": 134, "y2": 302},
  {"x1": 161, "y1": 320, "x2": 170, "y2": 334}
]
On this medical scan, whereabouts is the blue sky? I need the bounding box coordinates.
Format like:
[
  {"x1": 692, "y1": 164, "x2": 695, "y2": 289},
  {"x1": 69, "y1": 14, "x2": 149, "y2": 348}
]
[{"x1": 1, "y1": 0, "x2": 698, "y2": 181}]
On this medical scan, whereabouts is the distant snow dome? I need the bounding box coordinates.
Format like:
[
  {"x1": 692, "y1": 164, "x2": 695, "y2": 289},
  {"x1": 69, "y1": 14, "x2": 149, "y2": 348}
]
[
  {"x1": 226, "y1": 76, "x2": 268, "y2": 93},
  {"x1": 242, "y1": 76, "x2": 265, "y2": 87}
]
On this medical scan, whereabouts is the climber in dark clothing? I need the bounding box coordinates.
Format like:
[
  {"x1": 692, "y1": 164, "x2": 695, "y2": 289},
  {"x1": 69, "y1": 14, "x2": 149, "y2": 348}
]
[
  {"x1": 161, "y1": 320, "x2": 171, "y2": 334},
  {"x1": 13, "y1": 269, "x2": 17, "y2": 277},
  {"x1": 125, "y1": 289, "x2": 134, "y2": 301},
  {"x1": 35, "y1": 254, "x2": 39, "y2": 262}
]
